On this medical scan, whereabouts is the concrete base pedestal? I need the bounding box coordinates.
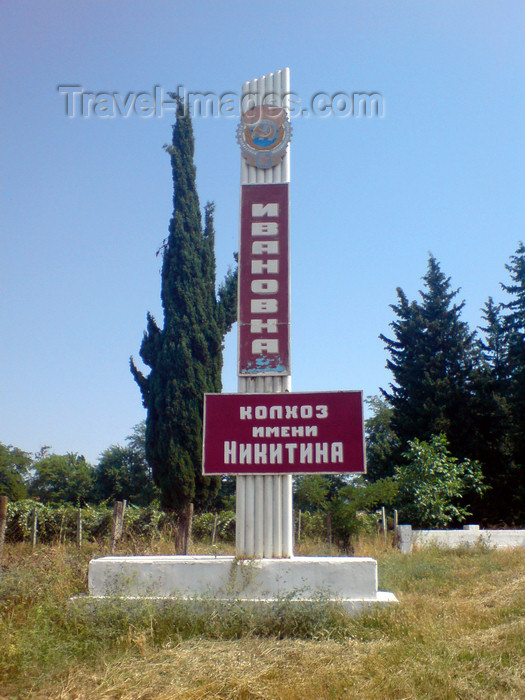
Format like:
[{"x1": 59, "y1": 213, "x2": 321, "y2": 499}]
[{"x1": 88, "y1": 556, "x2": 397, "y2": 613}]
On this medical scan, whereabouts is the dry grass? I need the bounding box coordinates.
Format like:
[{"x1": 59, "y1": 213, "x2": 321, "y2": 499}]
[{"x1": 1, "y1": 539, "x2": 524, "y2": 699}]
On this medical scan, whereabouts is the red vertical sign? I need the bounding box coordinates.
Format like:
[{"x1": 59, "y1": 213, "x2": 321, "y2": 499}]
[{"x1": 239, "y1": 183, "x2": 290, "y2": 375}]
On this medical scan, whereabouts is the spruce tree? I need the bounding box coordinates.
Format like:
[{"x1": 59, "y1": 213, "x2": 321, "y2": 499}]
[
  {"x1": 479, "y1": 297, "x2": 508, "y2": 382},
  {"x1": 499, "y1": 242, "x2": 525, "y2": 520},
  {"x1": 131, "y1": 101, "x2": 237, "y2": 551},
  {"x1": 467, "y1": 298, "x2": 514, "y2": 523},
  {"x1": 502, "y1": 243, "x2": 525, "y2": 431},
  {"x1": 363, "y1": 396, "x2": 399, "y2": 481},
  {"x1": 380, "y1": 255, "x2": 477, "y2": 462}
]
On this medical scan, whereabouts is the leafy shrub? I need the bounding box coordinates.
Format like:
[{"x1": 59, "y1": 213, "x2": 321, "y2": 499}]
[{"x1": 394, "y1": 434, "x2": 486, "y2": 527}]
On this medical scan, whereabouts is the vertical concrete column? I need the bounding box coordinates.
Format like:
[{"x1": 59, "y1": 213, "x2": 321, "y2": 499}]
[
  {"x1": 282, "y1": 474, "x2": 293, "y2": 557},
  {"x1": 244, "y1": 475, "x2": 255, "y2": 556},
  {"x1": 254, "y1": 475, "x2": 264, "y2": 557},
  {"x1": 397, "y1": 525, "x2": 413, "y2": 554},
  {"x1": 235, "y1": 475, "x2": 245, "y2": 554},
  {"x1": 263, "y1": 476, "x2": 274, "y2": 558},
  {"x1": 272, "y1": 475, "x2": 283, "y2": 558},
  {"x1": 236, "y1": 68, "x2": 293, "y2": 558}
]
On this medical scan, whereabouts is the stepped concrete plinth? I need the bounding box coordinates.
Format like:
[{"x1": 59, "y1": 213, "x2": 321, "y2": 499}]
[{"x1": 87, "y1": 555, "x2": 397, "y2": 613}]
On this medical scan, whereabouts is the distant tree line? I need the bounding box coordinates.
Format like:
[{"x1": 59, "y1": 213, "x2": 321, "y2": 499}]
[
  {"x1": 0, "y1": 423, "x2": 153, "y2": 507},
  {"x1": 0, "y1": 421, "x2": 235, "y2": 512}
]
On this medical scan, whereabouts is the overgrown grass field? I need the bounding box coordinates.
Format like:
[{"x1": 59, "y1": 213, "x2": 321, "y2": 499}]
[{"x1": 1, "y1": 537, "x2": 524, "y2": 699}]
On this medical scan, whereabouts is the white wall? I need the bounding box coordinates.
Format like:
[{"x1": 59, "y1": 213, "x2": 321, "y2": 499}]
[{"x1": 397, "y1": 524, "x2": 525, "y2": 553}]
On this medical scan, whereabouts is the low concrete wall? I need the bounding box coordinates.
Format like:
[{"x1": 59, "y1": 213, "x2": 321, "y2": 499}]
[{"x1": 397, "y1": 524, "x2": 525, "y2": 553}]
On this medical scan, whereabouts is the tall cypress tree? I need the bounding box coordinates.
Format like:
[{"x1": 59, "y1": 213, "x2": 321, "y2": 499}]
[
  {"x1": 131, "y1": 101, "x2": 237, "y2": 550},
  {"x1": 380, "y1": 255, "x2": 477, "y2": 463}
]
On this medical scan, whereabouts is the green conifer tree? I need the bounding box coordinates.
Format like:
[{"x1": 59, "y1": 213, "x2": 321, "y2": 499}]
[
  {"x1": 502, "y1": 243, "x2": 525, "y2": 430},
  {"x1": 130, "y1": 101, "x2": 237, "y2": 551},
  {"x1": 380, "y1": 255, "x2": 477, "y2": 462},
  {"x1": 363, "y1": 395, "x2": 399, "y2": 481},
  {"x1": 479, "y1": 297, "x2": 508, "y2": 382},
  {"x1": 499, "y1": 242, "x2": 525, "y2": 520},
  {"x1": 468, "y1": 298, "x2": 515, "y2": 523}
]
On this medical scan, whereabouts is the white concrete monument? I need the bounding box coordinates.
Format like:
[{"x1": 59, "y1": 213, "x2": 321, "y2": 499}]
[{"x1": 87, "y1": 69, "x2": 397, "y2": 613}]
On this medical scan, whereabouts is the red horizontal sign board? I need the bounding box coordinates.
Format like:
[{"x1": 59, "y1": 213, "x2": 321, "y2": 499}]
[
  {"x1": 238, "y1": 183, "x2": 290, "y2": 375},
  {"x1": 202, "y1": 391, "x2": 365, "y2": 475}
]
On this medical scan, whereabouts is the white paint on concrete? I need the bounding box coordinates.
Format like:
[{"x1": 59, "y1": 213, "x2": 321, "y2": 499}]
[
  {"x1": 88, "y1": 555, "x2": 397, "y2": 609},
  {"x1": 76, "y1": 593, "x2": 398, "y2": 616},
  {"x1": 397, "y1": 524, "x2": 525, "y2": 553},
  {"x1": 236, "y1": 69, "x2": 293, "y2": 559}
]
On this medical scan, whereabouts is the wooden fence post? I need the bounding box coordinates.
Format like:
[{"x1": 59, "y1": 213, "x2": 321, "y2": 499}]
[
  {"x1": 0, "y1": 495, "x2": 8, "y2": 565},
  {"x1": 111, "y1": 501, "x2": 123, "y2": 554},
  {"x1": 31, "y1": 508, "x2": 38, "y2": 548},
  {"x1": 119, "y1": 500, "x2": 127, "y2": 541},
  {"x1": 76, "y1": 508, "x2": 83, "y2": 548},
  {"x1": 110, "y1": 501, "x2": 118, "y2": 552},
  {"x1": 58, "y1": 510, "x2": 66, "y2": 545},
  {"x1": 185, "y1": 503, "x2": 194, "y2": 554},
  {"x1": 393, "y1": 509, "x2": 399, "y2": 547},
  {"x1": 211, "y1": 512, "x2": 218, "y2": 545},
  {"x1": 381, "y1": 506, "x2": 387, "y2": 547}
]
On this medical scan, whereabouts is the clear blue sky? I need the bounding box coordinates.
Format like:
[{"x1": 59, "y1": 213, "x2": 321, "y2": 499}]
[{"x1": 1, "y1": 1, "x2": 524, "y2": 463}]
